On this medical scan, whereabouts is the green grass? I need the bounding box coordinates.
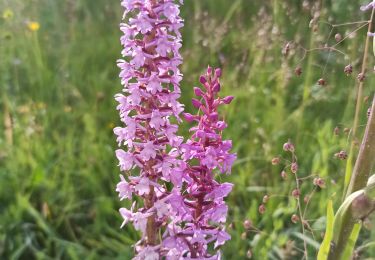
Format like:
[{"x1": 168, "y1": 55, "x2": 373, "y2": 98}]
[{"x1": 0, "y1": 0, "x2": 374, "y2": 259}]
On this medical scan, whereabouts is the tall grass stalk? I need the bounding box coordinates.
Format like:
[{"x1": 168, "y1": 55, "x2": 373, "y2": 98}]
[
  {"x1": 327, "y1": 96, "x2": 375, "y2": 259},
  {"x1": 343, "y1": 6, "x2": 375, "y2": 197}
]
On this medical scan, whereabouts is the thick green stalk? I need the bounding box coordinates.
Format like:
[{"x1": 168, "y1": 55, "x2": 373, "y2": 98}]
[{"x1": 327, "y1": 97, "x2": 375, "y2": 259}]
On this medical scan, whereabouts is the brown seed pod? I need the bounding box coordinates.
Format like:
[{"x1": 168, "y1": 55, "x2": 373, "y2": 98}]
[
  {"x1": 291, "y1": 214, "x2": 300, "y2": 223},
  {"x1": 318, "y1": 78, "x2": 326, "y2": 86},
  {"x1": 294, "y1": 67, "x2": 302, "y2": 76},
  {"x1": 344, "y1": 64, "x2": 353, "y2": 75},
  {"x1": 357, "y1": 72, "x2": 365, "y2": 82}
]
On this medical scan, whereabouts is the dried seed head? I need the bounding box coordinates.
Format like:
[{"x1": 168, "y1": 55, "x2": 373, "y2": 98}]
[
  {"x1": 283, "y1": 141, "x2": 295, "y2": 152},
  {"x1": 291, "y1": 214, "x2": 300, "y2": 223},
  {"x1": 344, "y1": 128, "x2": 350, "y2": 134},
  {"x1": 318, "y1": 78, "x2": 326, "y2": 86},
  {"x1": 335, "y1": 150, "x2": 348, "y2": 160},
  {"x1": 243, "y1": 219, "x2": 252, "y2": 230},
  {"x1": 272, "y1": 157, "x2": 281, "y2": 165},
  {"x1": 335, "y1": 33, "x2": 342, "y2": 42},
  {"x1": 292, "y1": 188, "x2": 300, "y2": 198},
  {"x1": 334, "y1": 126, "x2": 340, "y2": 136},
  {"x1": 246, "y1": 249, "x2": 252, "y2": 259},
  {"x1": 282, "y1": 42, "x2": 291, "y2": 56},
  {"x1": 258, "y1": 204, "x2": 266, "y2": 214},
  {"x1": 291, "y1": 162, "x2": 298, "y2": 174},
  {"x1": 294, "y1": 66, "x2": 302, "y2": 76},
  {"x1": 357, "y1": 72, "x2": 365, "y2": 82},
  {"x1": 313, "y1": 177, "x2": 326, "y2": 188},
  {"x1": 344, "y1": 64, "x2": 353, "y2": 75},
  {"x1": 263, "y1": 195, "x2": 270, "y2": 204},
  {"x1": 241, "y1": 232, "x2": 247, "y2": 240}
]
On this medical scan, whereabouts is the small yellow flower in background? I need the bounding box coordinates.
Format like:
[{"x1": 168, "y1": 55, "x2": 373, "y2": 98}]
[
  {"x1": 2, "y1": 8, "x2": 14, "y2": 20},
  {"x1": 27, "y1": 21, "x2": 40, "y2": 32}
]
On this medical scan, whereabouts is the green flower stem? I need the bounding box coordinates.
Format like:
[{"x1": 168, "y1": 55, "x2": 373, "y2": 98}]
[{"x1": 328, "y1": 97, "x2": 375, "y2": 259}]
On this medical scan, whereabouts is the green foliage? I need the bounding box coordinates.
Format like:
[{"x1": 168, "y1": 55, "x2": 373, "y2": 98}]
[
  {"x1": 317, "y1": 200, "x2": 334, "y2": 260},
  {"x1": 0, "y1": 0, "x2": 374, "y2": 259}
]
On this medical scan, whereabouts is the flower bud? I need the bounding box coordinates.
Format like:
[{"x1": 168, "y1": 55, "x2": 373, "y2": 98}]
[
  {"x1": 280, "y1": 170, "x2": 287, "y2": 179},
  {"x1": 183, "y1": 113, "x2": 195, "y2": 122},
  {"x1": 194, "y1": 87, "x2": 204, "y2": 97},
  {"x1": 209, "y1": 112, "x2": 218, "y2": 121},
  {"x1": 199, "y1": 75, "x2": 207, "y2": 84},
  {"x1": 216, "y1": 121, "x2": 227, "y2": 130},
  {"x1": 213, "y1": 83, "x2": 221, "y2": 92},
  {"x1": 191, "y1": 98, "x2": 202, "y2": 109},
  {"x1": 222, "y1": 96, "x2": 234, "y2": 104},
  {"x1": 263, "y1": 195, "x2": 270, "y2": 204},
  {"x1": 215, "y1": 68, "x2": 222, "y2": 77}
]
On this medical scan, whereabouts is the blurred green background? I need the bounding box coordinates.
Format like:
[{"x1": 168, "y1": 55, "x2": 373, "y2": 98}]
[{"x1": 0, "y1": 0, "x2": 374, "y2": 259}]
